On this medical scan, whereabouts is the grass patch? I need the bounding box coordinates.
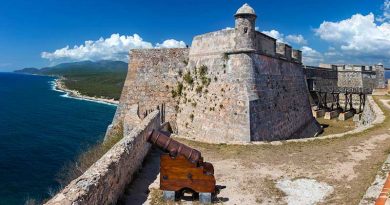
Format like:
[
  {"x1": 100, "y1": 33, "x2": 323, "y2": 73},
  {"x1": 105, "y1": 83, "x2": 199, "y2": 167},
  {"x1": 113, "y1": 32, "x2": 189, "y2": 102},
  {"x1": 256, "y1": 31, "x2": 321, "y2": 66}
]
[{"x1": 316, "y1": 117, "x2": 355, "y2": 136}]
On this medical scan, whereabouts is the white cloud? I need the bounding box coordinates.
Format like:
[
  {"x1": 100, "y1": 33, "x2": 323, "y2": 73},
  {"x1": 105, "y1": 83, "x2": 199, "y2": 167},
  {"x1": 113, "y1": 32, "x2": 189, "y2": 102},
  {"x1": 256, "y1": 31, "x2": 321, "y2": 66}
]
[
  {"x1": 263, "y1": 30, "x2": 315, "y2": 65},
  {"x1": 286, "y1": 34, "x2": 307, "y2": 45},
  {"x1": 263, "y1": 30, "x2": 285, "y2": 43},
  {"x1": 301, "y1": 46, "x2": 323, "y2": 66},
  {"x1": 155, "y1": 39, "x2": 186, "y2": 48},
  {"x1": 315, "y1": 12, "x2": 390, "y2": 65},
  {"x1": 41, "y1": 33, "x2": 186, "y2": 62},
  {"x1": 262, "y1": 30, "x2": 307, "y2": 46},
  {"x1": 377, "y1": 0, "x2": 390, "y2": 22}
]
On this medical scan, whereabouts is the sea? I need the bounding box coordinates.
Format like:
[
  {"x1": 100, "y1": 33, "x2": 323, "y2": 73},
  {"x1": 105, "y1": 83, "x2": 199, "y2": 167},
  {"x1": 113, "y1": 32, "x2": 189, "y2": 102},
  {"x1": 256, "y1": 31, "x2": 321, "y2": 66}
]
[{"x1": 0, "y1": 72, "x2": 116, "y2": 204}]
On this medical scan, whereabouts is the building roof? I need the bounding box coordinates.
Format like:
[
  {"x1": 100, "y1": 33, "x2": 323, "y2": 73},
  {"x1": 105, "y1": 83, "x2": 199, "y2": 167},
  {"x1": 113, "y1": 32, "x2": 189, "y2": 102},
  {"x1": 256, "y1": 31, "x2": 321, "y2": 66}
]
[{"x1": 235, "y1": 3, "x2": 256, "y2": 16}]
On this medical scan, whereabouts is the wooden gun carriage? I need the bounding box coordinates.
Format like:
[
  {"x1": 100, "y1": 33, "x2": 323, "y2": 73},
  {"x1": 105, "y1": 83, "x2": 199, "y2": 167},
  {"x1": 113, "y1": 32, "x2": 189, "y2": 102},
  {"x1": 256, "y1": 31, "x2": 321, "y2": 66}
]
[{"x1": 147, "y1": 130, "x2": 216, "y2": 203}]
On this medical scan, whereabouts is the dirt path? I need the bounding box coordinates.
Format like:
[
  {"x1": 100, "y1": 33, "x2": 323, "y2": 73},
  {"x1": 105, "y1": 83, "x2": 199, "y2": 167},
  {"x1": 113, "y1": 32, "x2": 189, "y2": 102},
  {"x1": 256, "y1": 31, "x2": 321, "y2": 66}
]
[{"x1": 122, "y1": 96, "x2": 390, "y2": 205}]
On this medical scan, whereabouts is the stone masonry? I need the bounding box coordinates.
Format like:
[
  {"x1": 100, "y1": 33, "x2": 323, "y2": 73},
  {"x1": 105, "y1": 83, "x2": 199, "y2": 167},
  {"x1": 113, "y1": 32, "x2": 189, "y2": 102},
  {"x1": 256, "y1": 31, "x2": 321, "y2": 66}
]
[
  {"x1": 109, "y1": 3, "x2": 322, "y2": 142},
  {"x1": 46, "y1": 110, "x2": 161, "y2": 205},
  {"x1": 111, "y1": 48, "x2": 189, "y2": 133}
]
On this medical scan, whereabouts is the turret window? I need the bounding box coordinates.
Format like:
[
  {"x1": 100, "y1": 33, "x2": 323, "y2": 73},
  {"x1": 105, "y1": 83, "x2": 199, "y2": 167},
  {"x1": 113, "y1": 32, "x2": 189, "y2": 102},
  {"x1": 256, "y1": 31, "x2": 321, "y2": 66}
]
[{"x1": 244, "y1": 27, "x2": 248, "y2": 34}]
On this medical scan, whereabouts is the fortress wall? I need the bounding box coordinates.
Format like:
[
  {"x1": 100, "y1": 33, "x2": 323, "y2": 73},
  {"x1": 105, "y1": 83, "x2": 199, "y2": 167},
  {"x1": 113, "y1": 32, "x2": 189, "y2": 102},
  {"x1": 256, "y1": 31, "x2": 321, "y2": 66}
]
[
  {"x1": 111, "y1": 48, "x2": 189, "y2": 132},
  {"x1": 337, "y1": 71, "x2": 364, "y2": 88},
  {"x1": 374, "y1": 65, "x2": 385, "y2": 88},
  {"x1": 304, "y1": 67, "x2": 338, "y2": 89},
  {"x1": 46, "y1": 110, "x2": 160, "y2": 205},
  {"x1": 175, "y1": 47, "x2": 320, "y2": 142},
  {"x1": 190, "y1": 30, "x2": 236, "y2": 56},
  {"x1": 362, "y1": 72, "x2": 376, "y2": 89},
  {"x1": 358, "y1": 95, "x2": 377, "y2": 126},
  {"x1": 175, "y1": 52, "x2": 252, "y2": 142},
  {"x1": 250, "y1": 54, "x2": 321, "y2": 140},
  {"x1": 254, "y1": 32, "x2": 276, "y2": 56}
]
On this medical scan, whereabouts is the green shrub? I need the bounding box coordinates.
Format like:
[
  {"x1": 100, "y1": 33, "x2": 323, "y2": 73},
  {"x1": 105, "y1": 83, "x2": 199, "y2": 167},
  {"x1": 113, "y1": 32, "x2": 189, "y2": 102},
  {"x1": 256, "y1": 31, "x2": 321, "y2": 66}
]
[
  {"x1": 199, "y1": 65, "x2": 208, "y2": 76},
  {"x1": 183, "y1": 71, "x2": 194, "y2": 85},
  {"x1": 171, "y1": 89, "x2": 178, "y2": 98},
  {"x1": 177, "y1": 82, "x2": 183, "y2": 96},
  {"x1": 196, "y1": 86, "x2": 203, "y2": 93}
]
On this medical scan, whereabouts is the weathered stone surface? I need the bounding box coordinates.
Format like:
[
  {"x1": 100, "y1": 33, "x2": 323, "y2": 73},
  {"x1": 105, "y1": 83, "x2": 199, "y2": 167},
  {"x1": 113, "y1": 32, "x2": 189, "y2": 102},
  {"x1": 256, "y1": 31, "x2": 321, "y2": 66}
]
[
  {"x1": 324, "y1": 110, "x2": 340, "y2": 120},
  {"x1": 313, "y1": 109, "x2": 325, "y2": 118},
  {"x1": 338, "y1": 111, "x2": 354, "y2": 121},
  {"x1": 111, "y1": 48, "x2": 189, "y2": 133},
  {"x1": 45, "y1": 111, "x2": 161, "y2": 205},
  {"x1": 358, "y1": 96, "x2": 377, "y2": 126},
  {"x1": 353, "y1": 113, "x2": 362, "y2": 122}
]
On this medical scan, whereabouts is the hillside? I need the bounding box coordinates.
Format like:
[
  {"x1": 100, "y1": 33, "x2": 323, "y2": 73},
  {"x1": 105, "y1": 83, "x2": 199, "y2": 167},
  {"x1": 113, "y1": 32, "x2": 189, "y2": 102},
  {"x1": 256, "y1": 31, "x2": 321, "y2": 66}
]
[{"x1": 14, "y1": 60, "x2": 128, "y2": 100}]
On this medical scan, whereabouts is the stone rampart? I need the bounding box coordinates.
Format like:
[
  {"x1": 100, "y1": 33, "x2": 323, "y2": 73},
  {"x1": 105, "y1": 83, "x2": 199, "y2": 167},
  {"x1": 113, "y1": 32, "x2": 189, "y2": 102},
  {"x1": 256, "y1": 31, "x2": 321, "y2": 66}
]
[
  {"x1": 111, "y1": 48, "x2": 189, "y2": 133},
  {"x1": 190, "y1": 29, "x2": 236, "y2": 56},
  {"x1": 175, "y1": 45, "x2": 321, "y2": 142},
  {"x1": 358, "y1": 95, "x2": 377, "y2": 126},
  {"x1": 249, "y1": 54, "x2": 320, "y2": 140},
  {"x1": 46, "y1": 110, "x2": 160, "y2": 205}
]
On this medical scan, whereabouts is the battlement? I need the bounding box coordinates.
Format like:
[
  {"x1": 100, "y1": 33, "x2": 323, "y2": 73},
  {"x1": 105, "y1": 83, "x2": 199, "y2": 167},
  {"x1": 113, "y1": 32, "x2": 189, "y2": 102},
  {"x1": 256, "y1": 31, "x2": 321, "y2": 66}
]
[
  {"x1": 189, "y1": 4, "x2": 301, "y2": 64},
  {"x1": 336, "y1": 64, "x2": 376, "y2": 73},
  {"x1": 305, "y1": 63, "x2": 385, "y2": 90}
]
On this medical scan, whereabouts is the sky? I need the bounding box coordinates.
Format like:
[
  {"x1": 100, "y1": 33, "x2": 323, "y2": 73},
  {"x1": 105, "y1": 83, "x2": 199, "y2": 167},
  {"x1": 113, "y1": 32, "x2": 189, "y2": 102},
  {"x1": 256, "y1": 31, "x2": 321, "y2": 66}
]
[{"x1": 0, "y1": 0, "x2": 389, "y2": 71}]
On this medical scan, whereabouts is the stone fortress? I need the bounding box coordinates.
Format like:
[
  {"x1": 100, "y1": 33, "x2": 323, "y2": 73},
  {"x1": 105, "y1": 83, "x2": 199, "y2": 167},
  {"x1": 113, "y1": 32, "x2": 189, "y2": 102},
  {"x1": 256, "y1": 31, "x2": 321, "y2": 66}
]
[
  {"x1": 46, "y1": 4, "x2": 388, "y2": 205},
  {"x1": 110, "y1": 3, "x2": 323, "y2": 142}
]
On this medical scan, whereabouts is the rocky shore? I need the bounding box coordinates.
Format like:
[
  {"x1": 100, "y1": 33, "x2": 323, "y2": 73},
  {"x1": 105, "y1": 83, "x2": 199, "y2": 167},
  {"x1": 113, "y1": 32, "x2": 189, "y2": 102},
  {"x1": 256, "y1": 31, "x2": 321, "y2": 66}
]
[{"x1": 54, "y1": 78, "x2": 119, "y2": 106}]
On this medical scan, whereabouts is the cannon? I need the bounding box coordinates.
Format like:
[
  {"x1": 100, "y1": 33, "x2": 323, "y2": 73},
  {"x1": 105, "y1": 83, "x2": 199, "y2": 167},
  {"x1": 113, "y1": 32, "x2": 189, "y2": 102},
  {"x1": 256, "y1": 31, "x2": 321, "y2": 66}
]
[{"x1": 147, "y1": 129, "x2": 216, "y2": 203}]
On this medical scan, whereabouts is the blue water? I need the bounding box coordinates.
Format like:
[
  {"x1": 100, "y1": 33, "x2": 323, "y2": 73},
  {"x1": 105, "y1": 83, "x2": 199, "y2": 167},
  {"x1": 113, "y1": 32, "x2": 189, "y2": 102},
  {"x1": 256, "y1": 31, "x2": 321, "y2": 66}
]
[
  {"x1": 0, "y1": 73, "x2": 116, "y2": 204},
  {"x1": 385, "y1": 70, "x2": 390, "y2": 79}
]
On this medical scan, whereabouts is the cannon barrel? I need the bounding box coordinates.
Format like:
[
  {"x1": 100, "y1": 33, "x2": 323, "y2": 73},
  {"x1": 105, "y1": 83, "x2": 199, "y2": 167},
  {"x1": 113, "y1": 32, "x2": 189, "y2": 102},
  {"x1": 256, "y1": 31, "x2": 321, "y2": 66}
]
[{"x1": 147, "y1": 130, "x2": 201, "y2": 164}]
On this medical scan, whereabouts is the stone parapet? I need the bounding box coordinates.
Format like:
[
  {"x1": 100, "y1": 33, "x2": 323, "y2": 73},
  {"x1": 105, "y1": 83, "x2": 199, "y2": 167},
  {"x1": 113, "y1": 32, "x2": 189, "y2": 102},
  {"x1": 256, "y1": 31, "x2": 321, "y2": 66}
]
[
  {"x1": 46, "y1": 110, "x2": 161, "y2": 205},
  {"x1": 358, "y1": 95, "x2": 378, "y2": 126}
]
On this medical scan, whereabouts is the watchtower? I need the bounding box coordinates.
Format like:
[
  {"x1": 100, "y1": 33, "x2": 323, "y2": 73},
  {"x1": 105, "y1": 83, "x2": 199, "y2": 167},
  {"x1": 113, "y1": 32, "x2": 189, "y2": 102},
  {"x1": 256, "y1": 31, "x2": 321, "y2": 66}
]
[{"x1": 234, "y1": 3, "x2": 257, "y2": 50}]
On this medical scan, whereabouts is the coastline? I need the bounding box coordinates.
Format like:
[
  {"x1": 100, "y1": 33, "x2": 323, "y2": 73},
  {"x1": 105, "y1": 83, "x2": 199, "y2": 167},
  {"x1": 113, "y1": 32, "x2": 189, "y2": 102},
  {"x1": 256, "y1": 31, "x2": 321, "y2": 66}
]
[{"x1": 52, "y1": 77, "x2": 119, "y2": 106}]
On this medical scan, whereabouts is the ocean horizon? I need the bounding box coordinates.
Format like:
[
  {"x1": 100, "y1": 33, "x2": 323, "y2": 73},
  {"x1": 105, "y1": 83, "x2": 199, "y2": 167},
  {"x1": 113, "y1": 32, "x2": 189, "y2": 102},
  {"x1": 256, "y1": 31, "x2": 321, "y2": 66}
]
[{"x1": 0, "y1": 72, "x2": 116, "y2": 204}]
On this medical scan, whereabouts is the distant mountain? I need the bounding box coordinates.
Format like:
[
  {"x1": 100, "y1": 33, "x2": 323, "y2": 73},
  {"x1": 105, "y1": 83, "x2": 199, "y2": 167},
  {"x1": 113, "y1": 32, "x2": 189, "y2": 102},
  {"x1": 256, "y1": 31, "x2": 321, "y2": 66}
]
[
  {"x1": 14, "y1": 60, "x2": 128, "y2": 100},
  {"x1": 14, "y1": 60, "x2": 128, "y2": 75},
  {"x1": 14, "y1": 67, "x2": 40, "y2": 74}
]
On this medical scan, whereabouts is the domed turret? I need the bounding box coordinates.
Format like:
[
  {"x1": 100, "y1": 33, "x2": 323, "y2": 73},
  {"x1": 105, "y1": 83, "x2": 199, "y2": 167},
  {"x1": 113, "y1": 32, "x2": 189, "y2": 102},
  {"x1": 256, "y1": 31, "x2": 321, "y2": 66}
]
[
  {"x1": 235, "y1": 3, "x2": 256, "y2": 17},
  {"x1": 234, "y1": 3, "x2": 257, "y2": 50}
]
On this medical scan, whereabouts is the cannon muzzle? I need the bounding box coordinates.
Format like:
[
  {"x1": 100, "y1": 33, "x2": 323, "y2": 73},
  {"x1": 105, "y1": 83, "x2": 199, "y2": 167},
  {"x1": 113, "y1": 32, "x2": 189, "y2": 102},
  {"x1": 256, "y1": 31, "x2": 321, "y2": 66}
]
[{"x1": 147, "y1": 130, "x2": 201, "y2": 164}]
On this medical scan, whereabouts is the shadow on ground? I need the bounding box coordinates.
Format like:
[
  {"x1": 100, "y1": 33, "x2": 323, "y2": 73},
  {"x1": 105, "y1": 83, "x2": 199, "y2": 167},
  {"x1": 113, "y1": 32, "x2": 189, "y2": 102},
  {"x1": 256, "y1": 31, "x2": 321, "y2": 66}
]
[{"x1": 118, "y1": 147, "x2": 162, "y2": 205}]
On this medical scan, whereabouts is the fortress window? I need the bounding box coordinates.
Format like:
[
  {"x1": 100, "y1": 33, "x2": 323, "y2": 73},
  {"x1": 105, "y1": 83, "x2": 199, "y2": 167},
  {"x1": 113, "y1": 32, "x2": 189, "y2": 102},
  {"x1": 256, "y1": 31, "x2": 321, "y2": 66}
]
[{"x1": 244, "y1": 27, "x2": 248, "y2": 33}]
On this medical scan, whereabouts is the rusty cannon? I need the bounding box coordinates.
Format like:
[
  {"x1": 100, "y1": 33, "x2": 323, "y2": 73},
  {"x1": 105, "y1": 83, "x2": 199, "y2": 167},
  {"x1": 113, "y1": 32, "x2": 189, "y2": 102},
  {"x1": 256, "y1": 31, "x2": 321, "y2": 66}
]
[{"x1": 147, "y1": 129, "x2": 216, "y2": 203}]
